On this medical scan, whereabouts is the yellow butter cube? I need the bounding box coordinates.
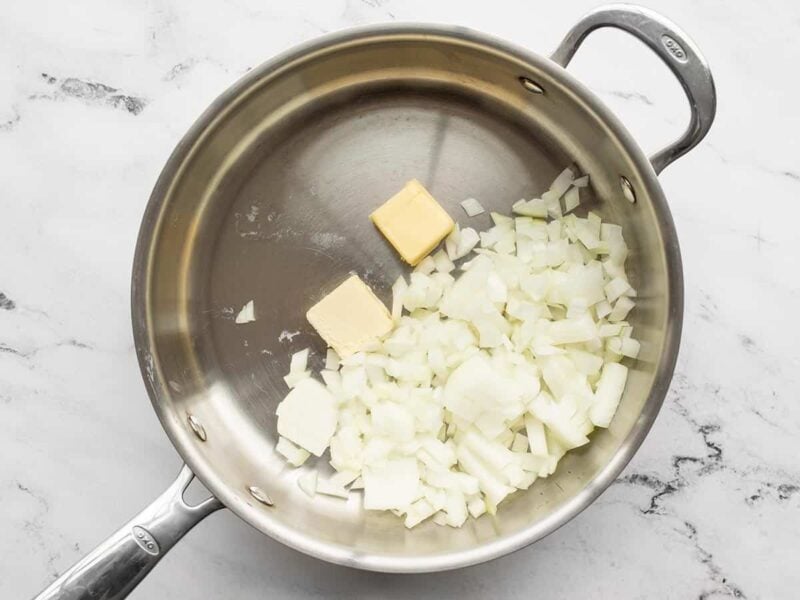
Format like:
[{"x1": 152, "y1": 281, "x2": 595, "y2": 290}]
[
  {"x1": 306, "y1": 275, "x2": 393, "y2": 357},
  {"x1": 370, "y1": 180, "x2": 454, "y2": 266}
]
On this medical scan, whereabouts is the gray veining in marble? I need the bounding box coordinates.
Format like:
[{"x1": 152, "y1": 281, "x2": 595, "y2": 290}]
[{"x1": 1, "y1": 1, "x2": 799, "y2": 598}]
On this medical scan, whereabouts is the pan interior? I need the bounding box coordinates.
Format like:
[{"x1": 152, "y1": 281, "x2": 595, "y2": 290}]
[{"x1": 138, "y1": 29, "x2": 678, "y2": 570}]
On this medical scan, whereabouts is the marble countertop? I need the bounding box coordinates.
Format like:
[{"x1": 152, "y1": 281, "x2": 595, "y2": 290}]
[{"x1": 2, "y1": 1, "x2": 798, "y2": 598}]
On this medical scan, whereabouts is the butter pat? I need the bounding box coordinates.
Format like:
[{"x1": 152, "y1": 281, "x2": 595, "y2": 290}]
[
  {"x1": 306, "y1": 275, "x2": 393, "y2": 357},
  {"x1": 370, "y1": 180, "x2": 454, "y2": 266}
]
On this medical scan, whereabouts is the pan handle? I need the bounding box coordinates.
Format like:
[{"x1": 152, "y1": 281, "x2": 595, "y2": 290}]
[
  {"x1": 550, "y1": 4, "x2": 717, "y2": 174},
  {"x1": 33, "y1": 464, "x2": 223, "y2": 600}
]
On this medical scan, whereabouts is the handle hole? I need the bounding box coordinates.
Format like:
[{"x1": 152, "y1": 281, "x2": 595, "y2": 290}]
[
  {"x1": 182, "y1": 473, "x2": 216, "y2": 507},
  {"x1": 562, "y1": 28, "x2": 689, "y2": 158}
]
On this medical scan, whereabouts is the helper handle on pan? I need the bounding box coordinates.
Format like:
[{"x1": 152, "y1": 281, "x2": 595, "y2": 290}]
[
  {"x1": 550, "y1": 3, "x2": 717, "y2": 175},
  {"x1": 33, "y1": 464, "x2": 223, "y2": 600}
]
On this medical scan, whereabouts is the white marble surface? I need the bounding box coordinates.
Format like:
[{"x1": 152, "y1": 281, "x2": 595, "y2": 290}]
[{"x1": 2, "y1": 1, "x2": 799, "y2": 598}]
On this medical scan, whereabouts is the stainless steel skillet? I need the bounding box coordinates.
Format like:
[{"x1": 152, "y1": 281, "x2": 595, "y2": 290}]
[{"x1": 36, "y1": 5, "x2": 715, "y2": 598}]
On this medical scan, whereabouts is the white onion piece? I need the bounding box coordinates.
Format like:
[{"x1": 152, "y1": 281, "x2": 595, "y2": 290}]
[
  {"x1": 595, "y1": 299, "x2": 612, "y2": 319},
  {"x1": 405, "y1": 498, "x2": 437, "y2": 528},
  {"x1": 276, "y1": 436, "x2": 310, "y2": 466},
  {"x1": 563, "y1": 186, "x2": 581, "y2": 214},
  {"x1": 289, "y1": 348, "x2": 308, "y2": 373},
  {"x1": 283, "y1": 348, "x2": 311, "y2": 388},
  {"x1": 391, "y1": 276, "x2": 407, "y2": 322},
  {"x1": 433, "y1": 511, "x2": 448, "y2": 526},
  {"x1": 276, "y1": 379, "x2": 337, "y2": 456},
  {"x1": 283, "y1": 370, "x2": 310, "y2": 389},
  {"x1": 455, "y1": 444, "x2": 514, "y2": 508},
  {"x1": 549, "y1": 167, "x2": 575, "y2": 198},
  {"x1": 529, "y1": 394, "x2": 590, "y2": 449},
  {"x1": 572, "y1": 174, "x2": 590, "y2": 188},
  {"x1": 511, "y1": 433, "x2": 529, "y2": 453},
  {"x1": 605, "y1": 277, "x2": 631, "y2": 302},
  {"x1": 524, "y1": 415, "x2": 549, "y2": 456},
  {"x1": 454, "y1": 227, "x2": 480, "y2": 260},
  {"x1": 445, "y1": 225, "x2": 481, "y2": 261},
  {"x1": 467, "y1": 496, "x2": 487, "y2": 518},
  {"x1": 415, "y1": 256, "x2": 436, "y2": 275},
  {"x1": 432, "y1": 249, "x2": 455, "y2": 274},
  {"x1": 513, "y1": 198, "x2": 548, "y2": 218},
  {"x1": 445, "y1": 224, "x2": 461, "y2": 260},
  {"x1": 609, "y1": 336, "x2": 640, "y2": 358},
  {"x1": 590, "y1": 363, "x2": 628, "y2": 427},
  {"x1": 543, "y1": 190, "x2": 562, "y2": 219},
  {"x1": 363, "y1": 458, "x2": 420, "y2": 510},
  {"x1": 460, "y1": 198, "x2": 485, "y2": 217},
  {"x1": 235, "y1": 300, "x2": 255, "y2": 324},
  {"x1": 608, "y1": 296, "x2": 635, "y2": 322},
  {"x1": 444, "y1": 490, "x2": 468, "y2": 527},
  {"x1": 325, "y1": 348, "x2": 340, "y2": 371}
]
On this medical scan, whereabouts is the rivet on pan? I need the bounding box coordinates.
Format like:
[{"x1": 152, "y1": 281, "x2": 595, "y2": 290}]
[
  {"x1": 620, "y1": 176, "x2": 637, "y2": 204},
  {"x1": 187, "y1": 414, "x2": 207, "y2": 441},
  {"x1": 248, "y1": 486, "x2": 274, "y2": 506},
  {"x1": 519, "y1": 76, "x2": 545, "y2": 94}
]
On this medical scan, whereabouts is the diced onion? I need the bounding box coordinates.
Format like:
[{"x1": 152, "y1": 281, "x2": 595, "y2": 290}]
[
  {"x1": 572, "y1": 175, "x2": 590, "y2": 188},
  {"x1": 549, "y1": 167, "x2": 575, "y2": 198},
  {"x1": 235, "y1": 300, "x2": 256, "y2": 324},
  {"x1": 276, "y1": 436, "x2": 310, "y2": 466},
  {"x1": 563, "y1": 187, "x2": 581, "y2": 214},
  {"x1": 590, "y1": 363, "x2": 628, "y2": 427},
  {"x1": 460, "y1": 197, "x2": 485, "y2": 217},
  {"x1": 273, "y1": 166, "x2": 638, "y2": 528},
  {"x1": 391, "y1": 276, "x2": 408, "y2": 322}
]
